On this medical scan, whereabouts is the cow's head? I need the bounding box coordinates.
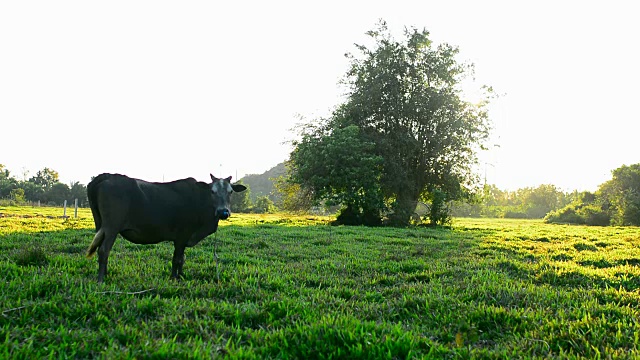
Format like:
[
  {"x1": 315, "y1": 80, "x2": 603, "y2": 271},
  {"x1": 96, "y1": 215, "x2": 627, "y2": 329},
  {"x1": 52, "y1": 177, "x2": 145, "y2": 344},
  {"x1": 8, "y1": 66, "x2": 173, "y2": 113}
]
[{"x1": 210, "y1": 174, "x2": 247, "y2": 220}]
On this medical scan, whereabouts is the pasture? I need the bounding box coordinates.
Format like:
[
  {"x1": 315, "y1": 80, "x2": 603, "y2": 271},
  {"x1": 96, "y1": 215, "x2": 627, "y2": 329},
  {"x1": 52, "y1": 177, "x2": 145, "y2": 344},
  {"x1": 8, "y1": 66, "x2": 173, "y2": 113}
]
[{"x1": 1, "y1": 206, "x2": 640, "y2": 358}]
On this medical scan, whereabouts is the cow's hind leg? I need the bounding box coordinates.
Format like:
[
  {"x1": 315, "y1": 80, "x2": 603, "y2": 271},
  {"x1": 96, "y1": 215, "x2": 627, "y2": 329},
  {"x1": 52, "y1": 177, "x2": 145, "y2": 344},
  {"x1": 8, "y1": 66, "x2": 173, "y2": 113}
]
[
  {"x1": 171, "y1": 243, "x2": 186, "y2": 279},
  {"x1": 97, "y1": 229, "x2": 118, "y2": 282}
]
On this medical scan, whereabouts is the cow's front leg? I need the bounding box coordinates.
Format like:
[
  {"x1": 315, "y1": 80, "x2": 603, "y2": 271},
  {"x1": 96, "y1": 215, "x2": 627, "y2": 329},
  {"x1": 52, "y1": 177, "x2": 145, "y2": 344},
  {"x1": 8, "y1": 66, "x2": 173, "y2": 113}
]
[{"x1": 171, "y1": 243, "x2": 186, "y2": 279}]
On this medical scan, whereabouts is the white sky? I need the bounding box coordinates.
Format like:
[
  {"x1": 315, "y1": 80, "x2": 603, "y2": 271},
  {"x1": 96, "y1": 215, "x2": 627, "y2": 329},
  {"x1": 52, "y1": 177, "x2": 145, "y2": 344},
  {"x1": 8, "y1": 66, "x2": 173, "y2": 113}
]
[{"x1": 1, "y1": 1, "x2": 638, "y2": 192}]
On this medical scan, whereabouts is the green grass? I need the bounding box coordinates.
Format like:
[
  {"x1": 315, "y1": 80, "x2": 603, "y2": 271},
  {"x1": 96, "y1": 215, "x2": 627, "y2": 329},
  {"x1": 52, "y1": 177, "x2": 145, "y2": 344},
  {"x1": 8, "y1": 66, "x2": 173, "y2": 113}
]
[{"x1": 2, "y1": 206, "x2": 640, "y2": 358}]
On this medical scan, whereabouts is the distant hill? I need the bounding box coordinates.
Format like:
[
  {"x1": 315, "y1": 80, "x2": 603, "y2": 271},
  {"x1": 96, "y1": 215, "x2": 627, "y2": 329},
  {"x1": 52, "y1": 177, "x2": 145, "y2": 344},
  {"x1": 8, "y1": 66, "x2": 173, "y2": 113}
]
[{"x1": 239, "y1": 162, "x2": 286, "y2": 203}]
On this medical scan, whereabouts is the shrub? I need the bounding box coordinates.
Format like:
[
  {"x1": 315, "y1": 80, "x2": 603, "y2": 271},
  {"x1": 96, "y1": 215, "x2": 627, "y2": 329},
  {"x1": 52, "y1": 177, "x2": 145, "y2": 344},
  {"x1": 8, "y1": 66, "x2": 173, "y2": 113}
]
[
  {"x1": 544, "y1": 207, "x2": 584, "y2": 224},
  {"x1": 0, "y1": 199, "x2": 17, "y2": 206},
  {"x1": 544, "y1": 204, "x2": 610, "y2": 226},
  {"x1": 581, "y1": 205, "x2": 610, "y2": 226},
  {"x1": 335, "y1": 205, "x2": 381, "y2": 226},
  {"x1": 503, "y1": 211, "x2": 529, "y2": 219},
  {"x1": 426, "y1": 189, "x2": 451, "y2": 226},
  {"x1": 10, "y1": 188, "x2": 25, "y2": 203},
  {"x1": 252, "y1": 196, "x2": 277, "y2": 214}
]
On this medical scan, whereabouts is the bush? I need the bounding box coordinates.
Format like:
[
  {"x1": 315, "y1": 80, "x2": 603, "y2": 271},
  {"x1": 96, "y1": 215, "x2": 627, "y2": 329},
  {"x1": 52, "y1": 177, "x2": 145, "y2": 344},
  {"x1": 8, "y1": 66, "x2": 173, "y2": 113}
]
[
  {"x1": 10, "y1": 188, "x2": 25, "y2": 203},
  {"x1": 524, "y1": 205, "x2": 549, "y2": 219},
  {"x1": 0, "y1": 199, "x2": 17, "y2": 206},
  {"x1": 581, "y1": 205, "x2": 610, "y2": 226},
  {"x1": 426, "y1": 189, "x2": 451, "y2": 226},
  {"x1": 335, "y1": 205, "x2": 381, "y2": 226},
  {"x1": 544, "y1": 204, "x2": 610, "y2": 226},
  {"x1": 503, "y1": 211, "x2": 529, "y2": 219},
  {"x1": 544, "y1": 207, "x2": 584, "y2": 224},
  {"x1": 252, "y1": 196, "x2": 277, "y2": 214}
]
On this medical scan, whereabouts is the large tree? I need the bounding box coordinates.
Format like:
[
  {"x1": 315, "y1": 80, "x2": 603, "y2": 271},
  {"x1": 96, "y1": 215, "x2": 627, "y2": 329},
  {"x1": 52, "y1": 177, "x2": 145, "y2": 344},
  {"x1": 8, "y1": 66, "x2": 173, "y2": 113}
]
[
  {"x1": 0, "y1": 164, "x2": 18, "y2": 198},
  {"x1": 29, "y1": 167, "x2": 59, "y2": 190},
  {"x1": 0, "y1": 164, "x2": 9, "y2": 180},
  {"x1": 289, "y1": 21, "x2": 492, "y2": 225},
  {"x1": 598, "y1": 164, "x2": 640, "y2": 226},
  {"x1": 69, "y1": 181, "x2": 88, "y2": 207},
  {"x1": 273, "y1": 173, "x2": 314, "y2": 213},
  {"x1": 47, "y1": 182, "x2": 71, "y2": 205},
  {"x1": 519, "y1": 184, "x2": 568, "y2": 218},
  {"x1": 20, "y1": 181, "x2": 44, "y2": 202}
]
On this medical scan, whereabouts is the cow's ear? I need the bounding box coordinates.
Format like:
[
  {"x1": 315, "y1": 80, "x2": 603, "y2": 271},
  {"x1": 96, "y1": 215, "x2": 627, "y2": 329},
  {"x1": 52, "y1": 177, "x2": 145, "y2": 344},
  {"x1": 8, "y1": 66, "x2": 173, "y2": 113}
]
[
  {"x1": 225, "y1": 176, "x2": 232, "y2": 182},
  {"x1": 232, "y1": 184, "x2": 247, "y2": 193},
  {"x1": 210, "y1": 174, "x2": 217, "y2": 182}
]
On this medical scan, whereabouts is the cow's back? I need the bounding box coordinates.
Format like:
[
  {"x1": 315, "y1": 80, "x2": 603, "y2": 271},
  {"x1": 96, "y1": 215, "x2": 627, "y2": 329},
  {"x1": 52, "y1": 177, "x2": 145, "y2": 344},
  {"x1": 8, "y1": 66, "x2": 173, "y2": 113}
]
[{"x1": 134, "y1": 178, "x2": 214, "y2": 242}]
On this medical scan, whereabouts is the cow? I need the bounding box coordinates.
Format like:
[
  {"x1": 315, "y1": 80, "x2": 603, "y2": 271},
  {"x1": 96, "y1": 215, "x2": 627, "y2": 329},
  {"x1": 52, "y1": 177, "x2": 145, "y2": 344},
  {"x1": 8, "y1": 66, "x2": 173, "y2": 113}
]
[{"x1": 85, "y1": 173, "x2": 247, "y2": 282}]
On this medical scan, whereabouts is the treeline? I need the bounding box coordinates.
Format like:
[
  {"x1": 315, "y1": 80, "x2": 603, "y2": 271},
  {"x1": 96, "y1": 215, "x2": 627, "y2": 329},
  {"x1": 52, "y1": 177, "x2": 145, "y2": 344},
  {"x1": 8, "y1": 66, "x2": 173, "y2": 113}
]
[
  {"x1": 452, "y1": 163, "x2": 640, "y2": 226},
  {"x1": 544, "y1": 164, "x2": 640, "y2": 226},
  {"x1": 0, "y1": 165, "x2": 88, "y2": 207},
  {"x1": 452, "y1": 184, "x2": 578, "y2": 219},
  {"x1": 4, "y1": 161, "x2": 638, "y2": 227}
]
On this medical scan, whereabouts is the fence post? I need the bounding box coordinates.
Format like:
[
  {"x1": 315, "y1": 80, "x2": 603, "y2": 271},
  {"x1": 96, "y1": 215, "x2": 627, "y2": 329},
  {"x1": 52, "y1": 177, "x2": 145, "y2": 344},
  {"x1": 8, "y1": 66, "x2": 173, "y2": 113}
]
[
  {"x1": 74, "y1": 198, "x2": 78, "y2": 218},
  {"x1": 63, "y1": 200, "x2": 67, "y2": 218},
  {"x1": 38, "y1": 200, "x2": 41, "y2": 207}
]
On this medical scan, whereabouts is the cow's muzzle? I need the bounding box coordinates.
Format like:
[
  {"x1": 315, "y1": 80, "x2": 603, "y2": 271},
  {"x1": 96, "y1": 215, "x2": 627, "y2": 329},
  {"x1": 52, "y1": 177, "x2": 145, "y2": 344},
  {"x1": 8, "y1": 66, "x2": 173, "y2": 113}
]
[{"x1": 217, "y1": 209, "x2": 230, "y2": 220}]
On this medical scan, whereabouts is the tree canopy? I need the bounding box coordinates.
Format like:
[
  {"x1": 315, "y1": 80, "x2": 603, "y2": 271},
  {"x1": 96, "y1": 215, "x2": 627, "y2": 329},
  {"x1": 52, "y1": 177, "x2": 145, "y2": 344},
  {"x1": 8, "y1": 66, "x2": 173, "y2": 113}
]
[
  {"x1": 29, "y1": 168, "x2": 59, "y2": 189},
  {"x1": 598, "y1": 164, "x2": 640, "y2": 226},
  {"x1": 289, "y1": 124, "x2": 384, "y2": 225},
  {"x1": 287, "y1": 21, "x2": 493, "y2": 226}
]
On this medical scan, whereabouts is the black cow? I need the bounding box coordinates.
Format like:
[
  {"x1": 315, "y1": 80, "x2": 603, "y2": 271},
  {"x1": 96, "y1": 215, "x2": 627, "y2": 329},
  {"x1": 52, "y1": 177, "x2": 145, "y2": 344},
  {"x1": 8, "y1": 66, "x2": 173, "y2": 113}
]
[{"x1": 86, "y1": 173, "x2": 246, "y2": 282}]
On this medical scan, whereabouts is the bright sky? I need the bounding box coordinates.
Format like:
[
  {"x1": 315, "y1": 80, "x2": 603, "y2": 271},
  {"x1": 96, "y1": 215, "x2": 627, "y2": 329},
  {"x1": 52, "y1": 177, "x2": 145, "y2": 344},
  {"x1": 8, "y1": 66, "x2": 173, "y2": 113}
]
[{"x1": 1, "y1": 1, "x2": 638, "y2": 192}]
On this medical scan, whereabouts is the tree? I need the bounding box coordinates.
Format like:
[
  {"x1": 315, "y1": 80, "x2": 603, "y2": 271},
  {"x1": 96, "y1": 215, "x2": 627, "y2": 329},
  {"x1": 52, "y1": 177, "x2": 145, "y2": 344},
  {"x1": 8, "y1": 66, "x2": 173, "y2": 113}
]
[
  {"x1": 21, "y1": 181, "x2": 44, "y2": 202},
  {"x1": 598, "y1": 164, "x2": 640, "y2": 226},
  {"x1": 288, "y1": 124, "x2": 384, "y2": 225},
  {"x1": 0, "y1": 178, "x2": 18, "y2": 199},
  {"x1": 0, "y1": 175, "x2": 19, "y2": 200},
  {"x1": 0, "y1": 164, "x2": 9, "y2": 180},
  {"x1": 47, "y1": 182, "x2": 71, "y2": 205},
  {"x1": 0, "y1": 164, "x2": 17, "y2": 199},
  {"x1": 521, "y1": 184, "x2": 567, "y2": 218},
  {"x1": 273, "y1": 172, "x2": 314, "y2": 213},
  {"x1": 288, "y1": 21, "x2": 492, "y2": 226},
  {"x1": 230, "y1": 180, "x2": 252, "y2": 213},
  {"x1": 69, "y1": 181, "x2": 88, "y2": 207},
  {"x1": 29, "y1": 168, "x2": 59, "y2": 190},
  {"x1": 9, "y1": 188, "x2": 25, "y2": 203}
]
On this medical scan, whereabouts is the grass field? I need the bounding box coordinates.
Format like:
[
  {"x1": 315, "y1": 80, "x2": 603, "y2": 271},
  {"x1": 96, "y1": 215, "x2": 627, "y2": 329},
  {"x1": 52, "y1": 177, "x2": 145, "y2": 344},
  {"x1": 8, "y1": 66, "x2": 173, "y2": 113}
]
[{"x1": 2, "y1": 206, "x2": 640, "y2": 358}]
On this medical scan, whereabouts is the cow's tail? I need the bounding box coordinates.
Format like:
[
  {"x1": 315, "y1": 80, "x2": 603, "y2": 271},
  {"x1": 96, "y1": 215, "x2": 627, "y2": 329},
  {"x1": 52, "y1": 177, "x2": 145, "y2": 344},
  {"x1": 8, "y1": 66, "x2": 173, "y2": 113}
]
[
  {"x1": 86, "y1": 228, "x2": 105, "y2": 258},
  {"x1": 86, "y1": 173, "x2": 110, "y2": 258}
]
